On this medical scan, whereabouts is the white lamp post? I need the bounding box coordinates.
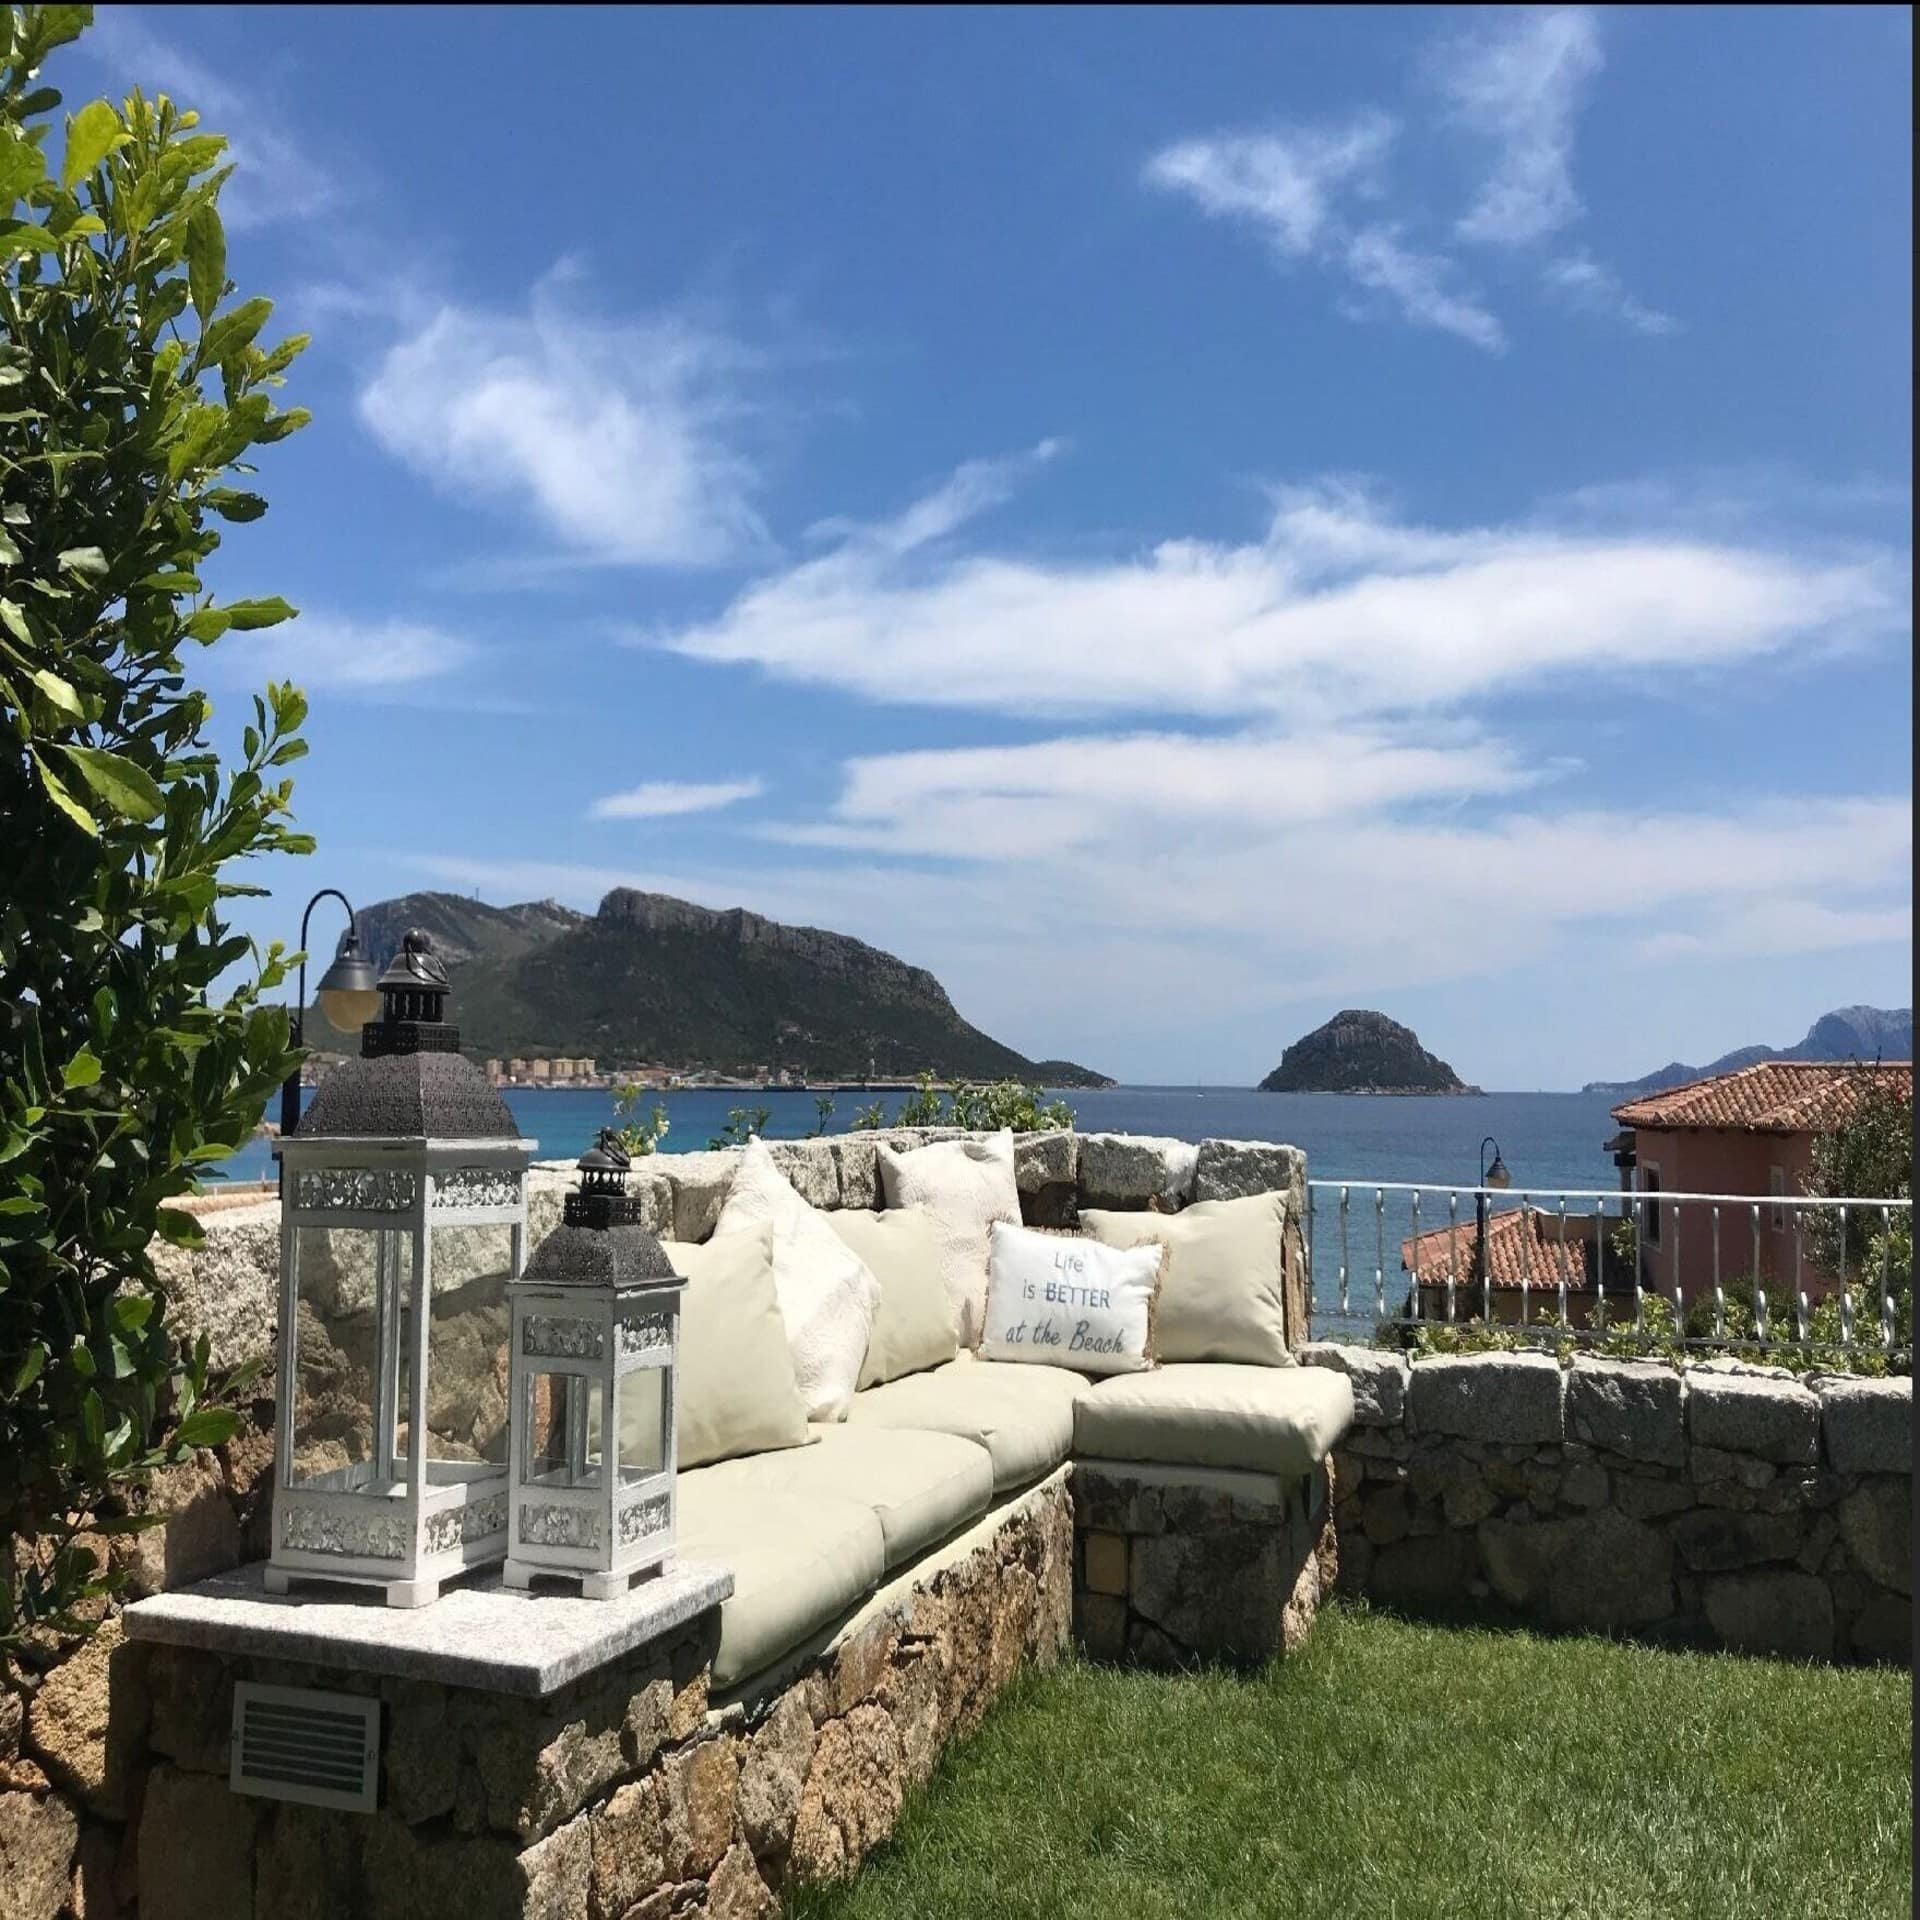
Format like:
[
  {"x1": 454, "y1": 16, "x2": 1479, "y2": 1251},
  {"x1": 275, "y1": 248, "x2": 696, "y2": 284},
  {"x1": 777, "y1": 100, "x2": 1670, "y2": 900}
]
[
  {"x1": 504, "y1": 1132, "x2": 684, "y2": 1599},
  {"x1": 268, "y1": 930, "x2": 534, "y2": 1607}
]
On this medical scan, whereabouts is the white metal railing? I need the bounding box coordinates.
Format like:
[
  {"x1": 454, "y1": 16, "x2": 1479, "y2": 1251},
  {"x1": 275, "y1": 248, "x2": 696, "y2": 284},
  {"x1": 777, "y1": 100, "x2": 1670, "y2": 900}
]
[{"x1": 1304, "y1": 1180, "x2": 1912, "y2": 1360}]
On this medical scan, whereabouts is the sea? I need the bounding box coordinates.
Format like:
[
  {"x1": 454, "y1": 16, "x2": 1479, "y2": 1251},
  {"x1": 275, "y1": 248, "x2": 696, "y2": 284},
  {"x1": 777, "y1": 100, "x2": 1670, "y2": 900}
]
[{"x1": 216, "y1": 1084, "x2": 1626, "y2": 1340}]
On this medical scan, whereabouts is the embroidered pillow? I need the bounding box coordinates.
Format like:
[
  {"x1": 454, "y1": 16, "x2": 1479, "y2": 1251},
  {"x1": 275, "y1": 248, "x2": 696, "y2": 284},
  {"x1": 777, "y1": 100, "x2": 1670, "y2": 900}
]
[
  {"x1": 979, "y1": 1221, "x2": 1161, "y2": 1374},
  {"x1": 828, "y1": 1206, "x2": 960, "y2": 1388},
  {"x1": 876, "y1": 1130, "x2": 1020, "y2": 1346},
  {"x1": 712, "y1": 1140, "x2": 881, "y2": 1422},
  {"x1": 663, "y1": 1226, "x2": 813, "y2": 1468}
]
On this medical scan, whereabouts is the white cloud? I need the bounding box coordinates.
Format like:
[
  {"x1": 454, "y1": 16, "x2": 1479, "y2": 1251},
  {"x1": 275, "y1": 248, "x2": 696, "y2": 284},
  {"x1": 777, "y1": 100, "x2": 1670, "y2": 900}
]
[
  {"x1": 769, "y1": 727, "x2": 1544, "y2": 859},
  {"x1": 359, "y1": 268, "x2": 769, "y2": 568},
  {"x1": 1438, "y1": 7, "x2": 1603, "y2": 247},
  {"x1": 81, "y1": 14, "x2": 340, "y2": 229},
  {"x1": 236, "y1": 613, "x2": 476, "y2": 693},
  {"x1": 1152, "y1": 10, "x2": 1672, "y2": 346},
  {"x1": 1635, "y1": 900, "x2": 1915, "y2": 964},
  {"x1": 657, "y1": 455, "x2": 1898, "y2": 721},
  {"x1": 1144, "y1": 114, "x2": 1395, "y2": 256},
  {"x1": 1543, "y1": 252, "x2": 1678, "y2": 336},
  {"x1": 1146, "y1": 114, "x2": 1509, "y2": 353},
  {"x1": 588, "y1": 779, "x2": 765, "y2": 821},
  {"x1": 1342, "y1": 226, "x2": 1507, "y2": 352}
]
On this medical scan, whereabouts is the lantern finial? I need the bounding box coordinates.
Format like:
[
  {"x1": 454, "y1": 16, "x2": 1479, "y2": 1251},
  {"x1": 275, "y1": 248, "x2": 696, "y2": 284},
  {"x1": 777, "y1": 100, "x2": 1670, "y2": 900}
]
[
  {"x1": 362, "y1": 928, "x2": 459, "y2": 1058},
  {"x1": 566, "y1": 1127, "x2": 645, "y2": 1228}
]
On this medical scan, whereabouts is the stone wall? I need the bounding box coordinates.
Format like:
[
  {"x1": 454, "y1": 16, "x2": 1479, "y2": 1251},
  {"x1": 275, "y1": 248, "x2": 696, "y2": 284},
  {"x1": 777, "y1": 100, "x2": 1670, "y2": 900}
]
[
  {"x1": 1072, "y1": 1463, "x2": 1336, "y2": 1669},
  {"x1": 1304, "y1": 1344, "x2": 1912, "y2": 1663},
  {"x1": 5, "y1": 1473, "x2": 1072, "y2": 1920}
]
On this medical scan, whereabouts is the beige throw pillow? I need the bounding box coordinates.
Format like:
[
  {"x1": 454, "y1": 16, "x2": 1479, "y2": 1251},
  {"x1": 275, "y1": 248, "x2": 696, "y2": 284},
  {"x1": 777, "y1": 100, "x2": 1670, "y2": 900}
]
[
  {"x1": 1080, "y1": 1190, "x2": 1294, "y2": 1367},
  {"x1": 876, "y1": 1130, "x2": 1020, "y2": 1346},
  {"x1": 665, "y1": 1225, "x2": 814, "y2": 1468},
  {"x1": 829, "y1": 1207, "x2": 960, "y2": 1389},
  {"x1": 713, "y1": 1139, "x2": 882, "y2": 1422}
]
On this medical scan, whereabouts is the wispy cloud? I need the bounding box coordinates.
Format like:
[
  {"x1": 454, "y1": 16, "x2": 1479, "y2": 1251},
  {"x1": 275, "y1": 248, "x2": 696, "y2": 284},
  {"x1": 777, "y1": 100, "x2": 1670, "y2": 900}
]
[
  {"x1": 1144, "y1": 113, "x2": 1395, "y2": 256},
  {"x1": 588, "y1": 779, "x2": 765, "y2": 821},
  {"x1": 1342, "y1": 226, "x2": 1507, "y2": 352},
  {"x1": 81, "y1": 13, "x2": 341, "y2": 229},
  {"x1": 1437, "y1": 7, "x2": 1603, "y2": 247},
  {"x1": 1150, "y1": 8, "x2": 1671, "y2": 347},
  {"x1": 359, "y1": 265, "x2": 770, "y2": 569},
  {"x1": 1543, "y1": 252, "x2": 1678, "y2": 336},
  {"x1": 234, "y1": 613, "x2": 477, "y2": 694},
  {"x1": 656, "y1": 451, "x2": 1897, "y2": 720}
]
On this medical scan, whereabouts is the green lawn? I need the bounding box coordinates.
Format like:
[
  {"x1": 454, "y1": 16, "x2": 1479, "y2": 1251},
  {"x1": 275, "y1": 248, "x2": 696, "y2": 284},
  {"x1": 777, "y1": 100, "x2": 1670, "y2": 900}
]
[{"x1": 791, "y1": 1604, "x2": 1912, "y2": 1920}]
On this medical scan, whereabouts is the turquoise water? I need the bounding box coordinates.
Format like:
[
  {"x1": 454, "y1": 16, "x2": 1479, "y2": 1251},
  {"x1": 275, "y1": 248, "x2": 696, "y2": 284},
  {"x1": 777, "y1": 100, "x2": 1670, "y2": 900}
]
[{"x1": 215, "y1": 1084, "x2": 1623, "y2": 1336}]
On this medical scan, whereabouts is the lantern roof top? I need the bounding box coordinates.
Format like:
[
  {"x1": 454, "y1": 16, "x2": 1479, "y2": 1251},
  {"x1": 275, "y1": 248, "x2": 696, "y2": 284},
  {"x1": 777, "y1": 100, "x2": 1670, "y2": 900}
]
[{"x1": 294, "y1": 1049, "x2": 521, "y2": 1142}]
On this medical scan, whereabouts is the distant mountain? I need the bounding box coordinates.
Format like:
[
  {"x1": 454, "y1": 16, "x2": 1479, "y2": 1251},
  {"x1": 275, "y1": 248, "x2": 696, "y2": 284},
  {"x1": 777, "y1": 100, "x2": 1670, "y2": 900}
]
[
  {"x1": 1583, "y1": 1006, "x2": 1914, "y2": 1097},
  {"x1": 1259, "y1": 1010, "x2": 1479, "y2": 1095},
  {"x1": 309, "y1": 889, "x2": 1110, "y2": 1086}
]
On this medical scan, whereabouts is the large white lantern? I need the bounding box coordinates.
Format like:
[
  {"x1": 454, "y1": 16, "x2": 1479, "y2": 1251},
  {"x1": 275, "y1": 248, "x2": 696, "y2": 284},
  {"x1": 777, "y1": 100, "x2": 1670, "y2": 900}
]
[
  {"x1": 268, "y1": 930, "x2": 534, "y2": 1607},
  {"x1": 504, "y1": 1133, "x2": 684, "y2": 1599}
]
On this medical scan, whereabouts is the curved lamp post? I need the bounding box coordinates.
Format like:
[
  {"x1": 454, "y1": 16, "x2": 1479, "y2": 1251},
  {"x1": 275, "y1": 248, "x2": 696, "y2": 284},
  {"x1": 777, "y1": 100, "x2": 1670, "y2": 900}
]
[
  {"x1": 1476, "y1": 1135, "x2": 1511, "y2": 1288},
  {"x1": 279, "y1": 889, "x2": 381, "y2": 1148}
]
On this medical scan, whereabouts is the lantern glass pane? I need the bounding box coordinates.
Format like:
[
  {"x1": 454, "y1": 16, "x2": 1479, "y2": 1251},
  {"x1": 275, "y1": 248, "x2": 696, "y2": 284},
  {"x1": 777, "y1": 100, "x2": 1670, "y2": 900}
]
[
  {"x1": 522, "y1": 1372, "x2": 605, "y2": 1489},
  {"x1": 290, "y1": 1224, "x2": 409, "y2": 1496},
  {"x1": 617, "y1": 1371, "x2": 666, "y2": 1484},
  {"x1": 424, "y1": 1224, "x2": 514, "y2": 1467}
]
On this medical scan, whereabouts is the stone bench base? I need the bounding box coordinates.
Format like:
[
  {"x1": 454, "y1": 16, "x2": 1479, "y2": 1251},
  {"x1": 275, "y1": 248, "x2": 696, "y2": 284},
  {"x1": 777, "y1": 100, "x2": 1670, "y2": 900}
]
[{"x1": 1071, "y1": 1460, "x2": 1336, "y2": 1668}]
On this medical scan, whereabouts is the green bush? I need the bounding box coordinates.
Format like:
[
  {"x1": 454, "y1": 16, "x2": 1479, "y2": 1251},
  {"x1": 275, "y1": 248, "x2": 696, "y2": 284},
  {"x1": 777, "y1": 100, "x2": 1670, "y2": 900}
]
[
  {"x1": 852, "y1": 1070, "x2": 1074, "y2": 1133},
  {"x1": 609, "y1": 1084, "x2": 669, "y2": 1157},
  {"x1": 1803, "y1": 1071, "x2": 1912, "y2": 1277},
  {"x1": 1, "y1": 6, "x2": 313, "y2": 1649}
]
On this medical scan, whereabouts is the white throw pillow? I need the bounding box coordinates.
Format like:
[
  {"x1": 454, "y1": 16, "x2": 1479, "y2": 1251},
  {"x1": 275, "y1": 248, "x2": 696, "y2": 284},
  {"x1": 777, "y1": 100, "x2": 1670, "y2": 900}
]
[
  {"x1": 712, "y1": 1140, "x2": 880, "y2": 1422},
  {"x1": 979, "y1": 1221, "x2": 1161, "y2": 1375},
  {"x1": 876, "y1": 1131, "x2": 1020, "y2": 1347}
]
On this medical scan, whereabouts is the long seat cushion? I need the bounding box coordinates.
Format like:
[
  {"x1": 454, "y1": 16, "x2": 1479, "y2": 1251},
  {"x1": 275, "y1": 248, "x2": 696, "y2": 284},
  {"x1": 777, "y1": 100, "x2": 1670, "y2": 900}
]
[
  {"x1": 844, "y1": 1354, "x2": 1090, "y2": 1492},
  {"x1": 675, "y1": 1467, "x2": 885, "y2": 1690},
  {"x1": 1074, "y1": 1363, "x2": 1354, "y2": 1477},
  {"x1": 705, "y1": 1423, "x2": 993, "y2": 1572}
]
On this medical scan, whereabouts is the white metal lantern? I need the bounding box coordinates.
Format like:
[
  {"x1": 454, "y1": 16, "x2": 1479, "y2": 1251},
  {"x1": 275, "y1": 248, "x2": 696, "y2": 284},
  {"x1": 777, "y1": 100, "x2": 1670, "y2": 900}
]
[
  {"x1": 268, "y1": 930, "x2": 535, "y2": 1607},
  {"x1": 504, "y1": 1132, "x2": 684, "y2": 1599}
]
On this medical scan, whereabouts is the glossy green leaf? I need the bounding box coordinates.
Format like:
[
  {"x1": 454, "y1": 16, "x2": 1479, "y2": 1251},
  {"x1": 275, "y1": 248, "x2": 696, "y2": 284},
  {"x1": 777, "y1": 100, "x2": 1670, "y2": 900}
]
[
  {"x1": 29, "y1": 667, "x2": 83, "y2": 718},
  {"x1": 186, "y1": 203, "x2": 225, "y2": 324},
  {"x1": 58, "y1": 744, "x2": 166, "y2": 821},
  {"x1": 61, "y1": 99, "x2": 126, "y2": 190},
  {"x1": 219, "y1": 596, "x2": 295, "y2": 630},
  {"x1": 61, "y1": 1048, "x2": 102, "y2": 1089}
]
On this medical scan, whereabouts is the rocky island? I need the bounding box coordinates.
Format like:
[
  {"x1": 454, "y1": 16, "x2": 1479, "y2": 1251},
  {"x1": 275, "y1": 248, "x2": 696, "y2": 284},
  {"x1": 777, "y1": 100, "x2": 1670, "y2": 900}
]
[{"x1": 1259, "y1": 1009, "x2": 1481, "y2": 1094}]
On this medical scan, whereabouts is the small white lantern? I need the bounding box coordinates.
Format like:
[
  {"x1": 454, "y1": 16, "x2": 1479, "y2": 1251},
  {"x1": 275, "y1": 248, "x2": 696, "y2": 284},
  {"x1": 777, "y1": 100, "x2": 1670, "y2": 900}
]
[
  {"x1": 504, "y1": 1133, "x2": 684, "y2": 1599},
  {"x1": 269, "y1": 930, "x2": 534, "y2": 1607}
]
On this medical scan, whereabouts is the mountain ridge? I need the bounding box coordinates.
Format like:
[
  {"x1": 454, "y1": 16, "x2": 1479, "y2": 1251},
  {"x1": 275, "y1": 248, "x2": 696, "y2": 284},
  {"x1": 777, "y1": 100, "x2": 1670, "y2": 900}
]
[
  {"x1": 311, "y1": 889, "x2": 1113, "y2": 1086},
  {"x1": 1583, "y1": 1006, "x2": 1913, "y2": 1097}
]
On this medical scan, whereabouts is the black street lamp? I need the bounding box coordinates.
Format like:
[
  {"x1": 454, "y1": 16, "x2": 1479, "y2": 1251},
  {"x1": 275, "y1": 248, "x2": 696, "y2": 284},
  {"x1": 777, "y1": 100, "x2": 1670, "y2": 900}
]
[
  {"x1": 278, "y1": 889, "x2": 381, "y2": 1148},
  {"x1": 1476, "y1": 1135, "x2": 1510, "y2": 1288}
]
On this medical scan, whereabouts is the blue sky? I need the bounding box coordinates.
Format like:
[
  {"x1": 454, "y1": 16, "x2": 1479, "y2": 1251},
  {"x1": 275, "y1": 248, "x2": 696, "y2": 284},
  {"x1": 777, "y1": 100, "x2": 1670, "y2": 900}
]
[{"x1": 69, "y1": 5, "x2": 1912, "y2": 1087}]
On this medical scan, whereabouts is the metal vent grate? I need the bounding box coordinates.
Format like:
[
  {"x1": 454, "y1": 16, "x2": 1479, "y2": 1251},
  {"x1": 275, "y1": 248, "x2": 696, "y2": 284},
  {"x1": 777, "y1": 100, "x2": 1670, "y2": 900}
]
[{"x1": 231, "y1": 1681, "x2": 380, "y2": 1812}]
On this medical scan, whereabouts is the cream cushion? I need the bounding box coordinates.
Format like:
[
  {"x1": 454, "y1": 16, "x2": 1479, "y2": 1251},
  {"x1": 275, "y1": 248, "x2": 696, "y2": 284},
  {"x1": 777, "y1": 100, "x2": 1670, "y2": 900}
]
[
  {"x1": 845, "y1": 1353, "x2": 1089, "y2": 1492},
  {"x1": 876, "y1": 1130, "x2": 1020, "y2": 1346},
  {"x1": 829, "y1": 1207, "x2": 961, "y2": 1389},
  {"x1": 664, "y1": 1228, "x2": 813, "y2": 1469},
  {"x1": 716, "y1": 1423, "x2": 993, "y2": 1570},
  {"x1": 979, "y1": 1221, "x2": 1160, "y2": 1375},
  {"x1": 674, "y1": 1467, "x2": 884, "y2": 1690},
  {"x1": 1075, "y1": 1363, "x2": 1353, "y2": 1476},
  {"x1": 713, "y1": 1139, "x2": 881, "y2": 1422},
  {"x1": 1080, "y1": 1190, "x2": 1293, "y2": 1367}
]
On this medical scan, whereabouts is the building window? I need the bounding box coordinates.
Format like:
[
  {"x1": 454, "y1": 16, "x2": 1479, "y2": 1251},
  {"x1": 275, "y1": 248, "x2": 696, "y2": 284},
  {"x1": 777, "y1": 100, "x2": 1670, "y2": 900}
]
[
  {"x1": 1640, "y1": 1166, "x2": 1662, "y2": 1246},
  {"x1": 1769, "y1": 1166, "x2": 1786, "y2": 1233}
]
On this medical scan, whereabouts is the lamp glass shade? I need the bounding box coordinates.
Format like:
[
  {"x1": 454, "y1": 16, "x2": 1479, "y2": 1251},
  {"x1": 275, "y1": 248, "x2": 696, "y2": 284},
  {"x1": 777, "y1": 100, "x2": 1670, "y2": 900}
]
[
  {"x1": 316, "y1": 949, "x2": 381, "y2": 1032},
  {"x1": 1484, "y1": 1155, "x2": 1511, "y2": 1191}
]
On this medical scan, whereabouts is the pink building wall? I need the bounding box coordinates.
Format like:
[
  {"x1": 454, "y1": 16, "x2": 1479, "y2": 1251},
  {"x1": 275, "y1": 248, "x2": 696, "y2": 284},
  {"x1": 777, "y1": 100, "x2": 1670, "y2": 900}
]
[{"x1": 1631, "y1": 1126, "x2": 1825, "y2": 1307}]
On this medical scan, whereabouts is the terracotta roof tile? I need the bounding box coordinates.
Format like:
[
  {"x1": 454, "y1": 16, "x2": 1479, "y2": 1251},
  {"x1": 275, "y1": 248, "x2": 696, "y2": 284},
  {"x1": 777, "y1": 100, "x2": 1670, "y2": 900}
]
[
  {"x1": 1400, "y1": 1206, "x2": 1603, "y2": 1293},
  {"x1": 1611, "y1": 1061, "x2": 1912, "y2": 1135}
]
